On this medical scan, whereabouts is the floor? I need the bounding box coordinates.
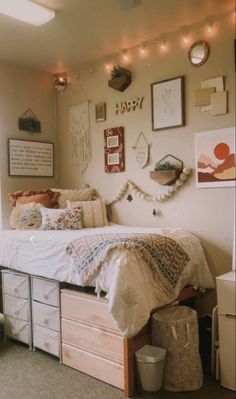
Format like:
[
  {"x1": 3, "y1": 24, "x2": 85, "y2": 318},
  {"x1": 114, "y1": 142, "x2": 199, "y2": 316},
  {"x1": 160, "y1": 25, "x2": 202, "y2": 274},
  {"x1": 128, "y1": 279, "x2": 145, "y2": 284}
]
[{"x1": 0, "y1": 340, "x2": 235, "y2": 399}]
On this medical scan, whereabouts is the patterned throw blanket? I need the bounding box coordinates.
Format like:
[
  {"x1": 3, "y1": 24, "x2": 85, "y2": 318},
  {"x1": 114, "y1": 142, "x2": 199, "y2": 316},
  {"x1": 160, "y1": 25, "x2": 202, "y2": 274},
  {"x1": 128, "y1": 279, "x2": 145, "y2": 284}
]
[{"x1": 66, "y1": 233, "x2": 190, "y2": 290}]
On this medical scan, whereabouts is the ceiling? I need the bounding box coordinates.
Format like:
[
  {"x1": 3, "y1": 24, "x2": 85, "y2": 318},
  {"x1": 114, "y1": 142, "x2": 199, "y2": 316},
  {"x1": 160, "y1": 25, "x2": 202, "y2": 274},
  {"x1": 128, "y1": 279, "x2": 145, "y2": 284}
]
[{"x1": 0, "y1": 0, "x2": 234, "y2": 75}]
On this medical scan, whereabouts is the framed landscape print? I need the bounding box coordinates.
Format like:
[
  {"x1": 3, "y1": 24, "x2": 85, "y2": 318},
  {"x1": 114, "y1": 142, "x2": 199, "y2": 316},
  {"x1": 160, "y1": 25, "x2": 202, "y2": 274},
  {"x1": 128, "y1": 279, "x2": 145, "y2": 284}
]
[
  {"x1": 8, "y1": 139, "x2": 54, "y2": 177},
  {"x1": 151, "y1": 76, "x2": 185, "y2": 131},
  {"x1": 104, "y1": 127, "x2": 125, "y2": 173},
  {"x1": 195, "y1": 127, "x2": 236, "y2": 188}
]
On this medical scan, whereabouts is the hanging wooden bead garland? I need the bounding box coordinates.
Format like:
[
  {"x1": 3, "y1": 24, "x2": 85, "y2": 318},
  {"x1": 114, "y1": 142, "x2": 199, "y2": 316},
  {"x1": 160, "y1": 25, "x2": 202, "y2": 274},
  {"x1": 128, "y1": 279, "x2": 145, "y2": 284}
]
[{"x1": 106, "y1": 168, "x2": 191, "y2": 207}]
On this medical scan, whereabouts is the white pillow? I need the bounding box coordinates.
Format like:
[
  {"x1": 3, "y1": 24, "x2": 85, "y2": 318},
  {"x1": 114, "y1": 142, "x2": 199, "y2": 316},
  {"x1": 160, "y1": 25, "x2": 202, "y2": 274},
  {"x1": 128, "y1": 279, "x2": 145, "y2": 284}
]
[
  {"x1": 67, "y1": 199, "x2": 108, "y2": 228},
  {"x1": 51, "y1": 187, "x2": 97, "y2": 208},
  {"x1": 41, "y1": 207, "x2": 83, "y2": 230}
]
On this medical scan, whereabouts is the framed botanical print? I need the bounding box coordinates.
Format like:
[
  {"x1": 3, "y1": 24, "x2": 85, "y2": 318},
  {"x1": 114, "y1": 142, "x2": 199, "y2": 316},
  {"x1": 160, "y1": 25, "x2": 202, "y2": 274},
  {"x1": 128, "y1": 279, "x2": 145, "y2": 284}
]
[
  {"x1": 104, "y1": 127, "x2": 125, "y2": 173},
  {"x1": 151, "y1": 76, "x2": 185, "y2": 131}
]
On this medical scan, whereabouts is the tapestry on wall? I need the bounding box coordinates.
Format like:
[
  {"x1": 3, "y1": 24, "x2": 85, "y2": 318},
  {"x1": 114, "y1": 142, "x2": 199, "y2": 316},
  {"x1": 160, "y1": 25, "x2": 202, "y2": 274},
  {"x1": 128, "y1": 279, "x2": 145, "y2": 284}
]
[
  {"x1": 195, "y1": 126, "x2": 236, "y2": 188},
  {"x1": 69, "y1": 102, "x2": 92, "y2": 172},
  {"x1": 104, "y1": 127, "x2": 125, "y2": 173}
]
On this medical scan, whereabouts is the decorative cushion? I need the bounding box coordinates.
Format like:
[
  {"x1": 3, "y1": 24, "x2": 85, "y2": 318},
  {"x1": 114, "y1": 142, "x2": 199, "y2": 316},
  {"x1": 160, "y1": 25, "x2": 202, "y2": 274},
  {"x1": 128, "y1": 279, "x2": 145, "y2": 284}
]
[
  {"x1": 67, "y1": 199, "x2": 108, "y2": 228},
  {"x1": 41, "y1": 208, "x2": 83, "y2": 230},
  {"x1": 10, "y1": 202, "x2": 44, "y2": 230},
  {"x1": 9, "y1": 189, "x2": 60, "y2": 208},
  {"x1": 52, "y1": 187, "x2": 97, "y2": 208}
]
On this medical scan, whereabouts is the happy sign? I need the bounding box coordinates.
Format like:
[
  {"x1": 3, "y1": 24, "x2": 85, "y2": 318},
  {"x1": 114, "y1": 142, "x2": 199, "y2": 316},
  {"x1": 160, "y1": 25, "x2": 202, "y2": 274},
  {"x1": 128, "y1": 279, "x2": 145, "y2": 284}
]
[{"x1": 115, "y1": 96, "x2": 144, "y2": 114}]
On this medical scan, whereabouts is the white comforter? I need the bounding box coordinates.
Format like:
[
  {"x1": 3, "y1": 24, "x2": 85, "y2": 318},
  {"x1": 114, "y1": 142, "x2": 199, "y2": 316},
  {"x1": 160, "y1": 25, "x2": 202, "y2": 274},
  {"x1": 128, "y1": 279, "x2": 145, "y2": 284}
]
[{"x1": 0, "y1": 225, "x2": 215, "y2": 337}]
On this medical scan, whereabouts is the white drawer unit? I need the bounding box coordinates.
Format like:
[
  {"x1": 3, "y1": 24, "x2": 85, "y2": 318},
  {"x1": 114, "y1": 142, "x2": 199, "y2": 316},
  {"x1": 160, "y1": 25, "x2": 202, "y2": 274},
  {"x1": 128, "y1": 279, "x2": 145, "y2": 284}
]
[
  {"x1": 33, "y1": 324, "x2": 60, "y2": 357},
  {"x1": 31, "y1": 276, "x2": 60, "y2": 358},
  {"x1": 32, "y1": 301, "x2": 60, "y2": 331},
  {"x1": 32, "y1": 277, "x2": 59, "y2": 307},
  {"x1": 3, "y1": 294, "x2": 29, "y2": 321},
  {"x1": 61, "y1": 289, "x2": 124, "y2": 390},
  {"x1": 216, "y1": 271, "x2": 236, "y2": 391},
  {"x1": 1, "y1": 269, "x2": 32, "y2": 349}
]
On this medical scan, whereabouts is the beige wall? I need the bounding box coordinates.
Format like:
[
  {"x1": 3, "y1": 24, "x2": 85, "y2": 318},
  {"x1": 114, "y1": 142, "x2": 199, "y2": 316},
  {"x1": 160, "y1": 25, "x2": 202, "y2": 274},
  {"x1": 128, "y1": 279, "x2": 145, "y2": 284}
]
[
  {"x1": 56, "y1": 14, "x2": 235, "y2": 294},
  {"x1": 0, "y1": 62, "x2": 57, "y2": 229}
]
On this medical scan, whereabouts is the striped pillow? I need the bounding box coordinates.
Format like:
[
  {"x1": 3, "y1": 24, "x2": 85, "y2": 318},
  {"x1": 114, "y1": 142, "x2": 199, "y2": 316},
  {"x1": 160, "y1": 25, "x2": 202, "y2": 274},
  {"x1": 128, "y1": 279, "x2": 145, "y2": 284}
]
[{"x1": 67, "y1": 199, "x2": 108, "y2": 228}]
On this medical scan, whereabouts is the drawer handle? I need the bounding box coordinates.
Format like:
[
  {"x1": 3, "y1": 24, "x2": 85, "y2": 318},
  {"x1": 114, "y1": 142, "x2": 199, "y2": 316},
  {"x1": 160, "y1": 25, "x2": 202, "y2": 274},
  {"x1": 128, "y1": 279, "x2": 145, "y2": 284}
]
[
  {"x1": 44, "y1": 341, "x2": 50, "y2": 348},
  {"x1": 43, "y1": 293, "x2": 49, "y2": 300},
  {"x1": 42, "y1": 318, "x2": 49, "y2": 325},
  {"x1": 14, "y1": 310, "x2": 20, "y2": 316},
  {"x1": 12, "y1": 287, "x2": 19, "y2": 293}
]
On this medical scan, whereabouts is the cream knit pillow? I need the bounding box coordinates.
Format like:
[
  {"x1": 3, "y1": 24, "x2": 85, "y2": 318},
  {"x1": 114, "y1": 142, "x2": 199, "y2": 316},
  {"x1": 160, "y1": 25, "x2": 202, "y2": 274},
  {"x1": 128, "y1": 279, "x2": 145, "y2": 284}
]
[{"x1": 67, "y1": 199, "x2": 108, "y2": 228}]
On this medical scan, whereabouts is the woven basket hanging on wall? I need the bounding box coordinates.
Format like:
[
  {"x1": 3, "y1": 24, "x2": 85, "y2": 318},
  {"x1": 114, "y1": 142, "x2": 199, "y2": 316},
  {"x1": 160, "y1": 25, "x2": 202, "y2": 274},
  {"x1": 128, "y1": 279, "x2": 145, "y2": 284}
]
[{"x1": 152, "y1": 306, "x2": 203, "y2": 392}]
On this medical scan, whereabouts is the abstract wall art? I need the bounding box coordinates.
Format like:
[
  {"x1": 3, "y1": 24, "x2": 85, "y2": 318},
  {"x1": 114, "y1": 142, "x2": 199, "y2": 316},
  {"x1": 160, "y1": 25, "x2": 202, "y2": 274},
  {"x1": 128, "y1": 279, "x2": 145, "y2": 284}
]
[{"x1": 195, "y1": 127, "x2": 236, "y2": 188}]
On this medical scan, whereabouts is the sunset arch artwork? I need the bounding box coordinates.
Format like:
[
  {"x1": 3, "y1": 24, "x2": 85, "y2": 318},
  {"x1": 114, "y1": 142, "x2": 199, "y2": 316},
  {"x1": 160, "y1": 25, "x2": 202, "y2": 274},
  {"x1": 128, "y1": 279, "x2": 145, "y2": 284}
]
[{"x1": 195, "y1": 127, "x2": 236, "y2": 188}]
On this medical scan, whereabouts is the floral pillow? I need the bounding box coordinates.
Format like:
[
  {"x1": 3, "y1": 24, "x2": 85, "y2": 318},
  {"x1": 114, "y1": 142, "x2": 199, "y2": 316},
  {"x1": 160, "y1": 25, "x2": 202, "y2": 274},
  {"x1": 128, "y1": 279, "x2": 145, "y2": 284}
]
[
  {"x1": 41, "y1": 208, "x2": 83, "y2": 230},
  {"x1": 10, "y1": 202, "x2": 44, "y2": 230},
  {"x1": 66, "y1": 199, "x2": 108, "y2": 228}
]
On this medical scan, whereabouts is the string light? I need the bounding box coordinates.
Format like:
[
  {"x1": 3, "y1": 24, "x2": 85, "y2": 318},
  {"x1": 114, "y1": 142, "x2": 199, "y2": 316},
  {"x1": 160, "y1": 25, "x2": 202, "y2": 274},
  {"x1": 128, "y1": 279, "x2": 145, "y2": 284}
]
[
  {"x1": 182, "y1": 35, "x2": 190, "y2": 45},
  {"x1": 159, "y1": 41, "x2": 169, "y2": 53},
  {"x1": 99, "y1": 12, "x2": 231, "y2": 74},
  {"x1": 206, "y1": 24, "x2": 214, "y2": 33},
  {"x1": 105, "y1": 63, "x2": 113, "y2": 73},
  {"x1": 121, "y1": 49, "x2": 130, "y2": 63},
  {"x1": 138, "y1": 43, "x2": 148, "y2": 57}
]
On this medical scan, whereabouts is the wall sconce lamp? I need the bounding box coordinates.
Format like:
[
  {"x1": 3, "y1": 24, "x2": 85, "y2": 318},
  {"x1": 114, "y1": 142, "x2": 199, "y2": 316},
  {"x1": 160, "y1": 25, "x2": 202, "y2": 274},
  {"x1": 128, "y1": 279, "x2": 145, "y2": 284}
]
[
  {"x1": 53, "y1": 75, "x2": 68, "y2": 94},
  {"x1": 53, "y1": 73, "x2": 79, "y2": 94}
]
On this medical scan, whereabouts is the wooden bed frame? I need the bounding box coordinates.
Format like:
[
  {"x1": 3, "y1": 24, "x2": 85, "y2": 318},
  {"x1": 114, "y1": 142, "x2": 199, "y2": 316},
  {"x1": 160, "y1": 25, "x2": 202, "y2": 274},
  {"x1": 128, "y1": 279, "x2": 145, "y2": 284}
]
[{"x1": 123, "y1": 286, "x2": 203, "y2": 397}]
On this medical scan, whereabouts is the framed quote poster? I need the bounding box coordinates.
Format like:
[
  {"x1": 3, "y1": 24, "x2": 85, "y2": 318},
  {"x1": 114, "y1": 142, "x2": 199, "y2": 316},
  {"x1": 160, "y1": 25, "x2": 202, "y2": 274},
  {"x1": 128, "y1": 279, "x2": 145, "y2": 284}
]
[
  {"x1": 104, "y1": 127, "x2": 125, "y2": 173},
  {"x1": 8, "y1": 139, "x2": 54, "y2": 177},
  {"x1": 151, "y1": 76, "x2": 185, "y2": 131},
  {"x1": 195, "y1": 127, "x2": 236, "y2": 188}
]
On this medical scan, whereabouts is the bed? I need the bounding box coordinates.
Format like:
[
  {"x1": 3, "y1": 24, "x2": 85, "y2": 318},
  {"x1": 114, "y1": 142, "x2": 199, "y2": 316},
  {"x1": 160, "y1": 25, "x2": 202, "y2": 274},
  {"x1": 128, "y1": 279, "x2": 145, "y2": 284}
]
[{"x1": 0, "y1": 223, "x2": 215, "y2": 395}]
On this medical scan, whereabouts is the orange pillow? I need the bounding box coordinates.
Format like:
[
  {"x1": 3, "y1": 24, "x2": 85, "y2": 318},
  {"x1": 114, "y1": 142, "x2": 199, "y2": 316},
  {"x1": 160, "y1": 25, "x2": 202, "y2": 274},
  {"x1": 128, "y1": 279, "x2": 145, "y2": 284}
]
[{"x1": 9, "y1": 189, "x2": 60, "y2": 208}]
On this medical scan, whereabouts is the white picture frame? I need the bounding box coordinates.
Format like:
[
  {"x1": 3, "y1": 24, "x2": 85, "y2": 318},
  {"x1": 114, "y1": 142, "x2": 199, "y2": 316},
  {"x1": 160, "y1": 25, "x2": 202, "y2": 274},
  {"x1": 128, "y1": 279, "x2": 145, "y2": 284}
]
[
  {"x1": 151, "y1": 76, "x2": 185, "y2": 131},
  {"x1": 107, "y1": 153, "x2": 119, "y2": 165},
  {"x1": 107, "y1": 135, "x2": 119, "y2": 148}
]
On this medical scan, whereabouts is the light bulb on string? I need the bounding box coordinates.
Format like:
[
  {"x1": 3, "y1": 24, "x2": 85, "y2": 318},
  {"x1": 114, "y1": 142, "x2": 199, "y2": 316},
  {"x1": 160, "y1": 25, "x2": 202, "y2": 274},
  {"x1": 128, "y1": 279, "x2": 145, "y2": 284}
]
[
  {"x1": 182, "y1": 35, "x2": 190, "y2": 45},
  {"x1": 138, "y1": 43, "x2": 148, "y2": 57},
  {"x1": 159, "y1": 41, "x2": 169, "y2": 53},
  {"x1": 105, "y1": 63, "x2": 113, "y2": 73},
  {"x1": 121, "y1": 49, "x2": 131, "y2": 64},
  {"x1": 207, "y1": 24, "x2": 214, "y2": 33}
]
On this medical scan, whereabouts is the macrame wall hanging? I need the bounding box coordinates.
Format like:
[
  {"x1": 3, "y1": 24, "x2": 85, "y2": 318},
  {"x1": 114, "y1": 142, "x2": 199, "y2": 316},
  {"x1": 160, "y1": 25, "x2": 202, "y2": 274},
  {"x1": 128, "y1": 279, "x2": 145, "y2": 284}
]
[
  {"x1": 131, "y1": 132, "x2": 149, "y2": 168},
  {"x1": 106, "y1": 168, "x2": 191, "y2": 215},
  {"x1": 69, "y1": 101, "x2": 92, "y2": 173}
]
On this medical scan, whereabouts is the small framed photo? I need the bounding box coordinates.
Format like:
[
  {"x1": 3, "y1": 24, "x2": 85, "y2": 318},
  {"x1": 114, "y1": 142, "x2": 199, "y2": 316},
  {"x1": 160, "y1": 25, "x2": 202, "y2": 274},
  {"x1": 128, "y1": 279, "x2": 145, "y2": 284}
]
[
  {"x1": 151, "y1": 76, "x2": 185, "y2": 131},
  {"x1": 107, "y1": 153, "x2": 119, "y2": 165},
  {"x1": 95, "y1": 102, "x2": 106, "y2": 122},
  {"x1": 107, "y1": 135, "x2": 119, "y2": 148}
]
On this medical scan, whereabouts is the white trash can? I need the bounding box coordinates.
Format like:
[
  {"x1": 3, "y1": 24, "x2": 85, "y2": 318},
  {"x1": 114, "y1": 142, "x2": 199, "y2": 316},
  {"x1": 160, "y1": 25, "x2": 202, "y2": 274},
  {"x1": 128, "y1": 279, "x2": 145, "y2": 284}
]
[{"x1": 135, "y1": 344, "x2": 166, "y2": 392}]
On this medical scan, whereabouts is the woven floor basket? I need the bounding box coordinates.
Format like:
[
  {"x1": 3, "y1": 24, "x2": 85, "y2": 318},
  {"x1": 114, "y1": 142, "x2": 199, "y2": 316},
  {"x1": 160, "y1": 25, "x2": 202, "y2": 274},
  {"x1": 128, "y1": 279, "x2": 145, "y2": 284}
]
[{"x1": 152, "y1": 306, "x2": 203, "y2": 392}]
